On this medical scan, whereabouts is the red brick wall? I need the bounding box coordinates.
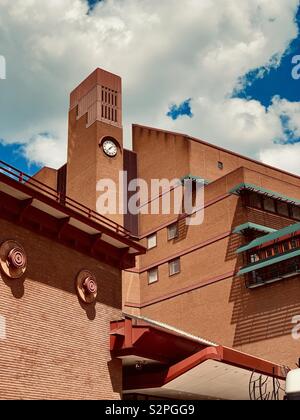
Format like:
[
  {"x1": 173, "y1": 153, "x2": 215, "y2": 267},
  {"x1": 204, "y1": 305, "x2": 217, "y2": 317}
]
[
  {"x1": 140, "y1": 275, "x2": 300, "y2": 368},
  {"x1": 0, "y1": 219, "x2": 122, "y2": 400},
  {"x1": 31, "y1": 167, "x2": 58, "y2": 191},
  {"x1": 128, "y1": 128, "x2": 300, "y2": 369}
]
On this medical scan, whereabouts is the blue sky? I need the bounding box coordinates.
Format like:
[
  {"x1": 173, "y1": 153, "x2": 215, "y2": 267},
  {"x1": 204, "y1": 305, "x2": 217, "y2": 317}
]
[
  {"x1": 85, "y1": 0, "x2": 300, "y2": 117},
  {"x1": 0, "y1": 142, "x2": 40, "y2": 174},
  {"x1": 87, "y1": 0, "x2": 102, "y2": 12},
  {"x1": 167, "y1": 99, "x2": 193, "y2": 121},
  {"x1": 236, "y1": 6, "x2": 300, "y2": 108},
  {"x1": 167, "y1": 6, "x2": 300, "y2": 129}
]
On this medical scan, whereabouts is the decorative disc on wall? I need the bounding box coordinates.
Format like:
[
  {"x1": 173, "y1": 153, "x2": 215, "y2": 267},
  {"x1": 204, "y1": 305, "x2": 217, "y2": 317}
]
[
  {"x1": 76, "y1": 270, "x2": 98, "y2": 304},
  {"x1": 0, "y1": 240, "x2": 27, "y2": 279}
]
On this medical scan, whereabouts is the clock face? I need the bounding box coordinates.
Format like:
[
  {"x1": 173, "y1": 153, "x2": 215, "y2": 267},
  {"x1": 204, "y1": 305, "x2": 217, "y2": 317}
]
[{"x1": 102, "y1": 139, "x2": 118, "y2": 157}]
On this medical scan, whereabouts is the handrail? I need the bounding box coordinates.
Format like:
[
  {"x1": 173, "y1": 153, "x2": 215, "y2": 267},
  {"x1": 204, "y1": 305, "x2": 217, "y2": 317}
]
[{"x1": 0, "y1": 160, "x2": 131, "y2": 238}]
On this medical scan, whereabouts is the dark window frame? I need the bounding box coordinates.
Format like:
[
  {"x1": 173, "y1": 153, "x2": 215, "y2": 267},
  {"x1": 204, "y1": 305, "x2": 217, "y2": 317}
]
[
  {"x1": 147, "y1": 233, "x2": 157, "y2": 250},
  {"x1": 167, "y1": 223, "x2": 179, "y2": 241},
  {"x1": 243, "y1": 192, "x2": 300, "y2": 222},
  {"x1": 148, "y1": 267, "x2": 159, "y2": 285},
  {"x1": 169, "y1": 258, "x2": 181, "y2": 277}
]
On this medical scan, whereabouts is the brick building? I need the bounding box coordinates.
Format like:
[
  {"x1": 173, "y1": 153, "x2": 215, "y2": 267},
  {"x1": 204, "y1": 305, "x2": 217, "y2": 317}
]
[{"x1": 1, "y1": 68, "x2": 299, "y2": 400}]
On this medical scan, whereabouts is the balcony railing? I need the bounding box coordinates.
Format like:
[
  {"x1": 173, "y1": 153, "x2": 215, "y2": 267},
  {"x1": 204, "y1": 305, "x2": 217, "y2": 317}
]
[
  {"x1": 246, "y1": 256, "x2": 300, "y2": 289},
  {"x1": 0, "y1": 160, "x2": 131, "y2": 238}
]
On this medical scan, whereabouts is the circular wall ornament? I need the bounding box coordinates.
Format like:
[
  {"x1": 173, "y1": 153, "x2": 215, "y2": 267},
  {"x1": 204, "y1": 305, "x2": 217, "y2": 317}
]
[
  {"x1": 76, "y1": 270, "x2": 98, "y2": 304},
  {"x1": 0, "y1": 240, "x2": 27, "y2": 279}
]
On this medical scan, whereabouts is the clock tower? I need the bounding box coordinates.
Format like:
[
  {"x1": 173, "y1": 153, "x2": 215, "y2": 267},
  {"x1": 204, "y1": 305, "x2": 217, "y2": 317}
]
[{"x1": 66, "y1": 68, "x2": 124, "y2": 226}]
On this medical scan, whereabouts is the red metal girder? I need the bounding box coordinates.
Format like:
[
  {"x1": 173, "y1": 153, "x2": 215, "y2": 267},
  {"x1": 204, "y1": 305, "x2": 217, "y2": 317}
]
[
  {"x1": 165, "y1": 347, "x2": 222, "y2": 384},
  {"x1": 124, "y1": 318, "x2": 133, "y2": 348},
  {"x1": 0, "y1": 172, "x2": 145, "y2": 255},
  {"x1": 0, "y1": 190, "x2": 133, "y2": 269},
  {"x1": 111, "y1": 318, "x2": 288, "y2": 392},
  {"x1": 220, "y1": 346, "x2": 287, "y2": 380},
  {"x1": 91, "y1": 234, "x2": 103, "y2": 254},
  {"x1": 1, "y1": 159, "x2": 130, "y2": 235},
  {"x1": 122, "y1": 345, "x2": 287, "y2": 391},
  {"x1": 110, "y1": 318, "x2": 203, "y2": 364},
  {"x1": 57, "y1": 217, "x2": 71, "y2": 239},
  {"x1": 18, "y1": 198, "x2": 34, "y2": 222}
]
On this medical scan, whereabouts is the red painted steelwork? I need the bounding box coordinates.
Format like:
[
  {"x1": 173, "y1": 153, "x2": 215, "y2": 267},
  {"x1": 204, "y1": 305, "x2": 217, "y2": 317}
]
[
  {"x1": 0, "y1": 161, "x2": 146, "y2": 269},
  {"x1": 111, "y1": 317, "x2": 288, "y2": 392},
  {"x1": 0, "y1": 164, "x2": 145, "y2": 256},
  {"x1": 0, "y1": 160, "x2": 130, "y2": 237}
]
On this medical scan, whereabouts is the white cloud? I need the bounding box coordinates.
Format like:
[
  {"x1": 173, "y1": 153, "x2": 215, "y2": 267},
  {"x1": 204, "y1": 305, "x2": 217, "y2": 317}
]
[
  {"x1": 269, "y1": 96, "x2": 300, "y2": 141},
  {"x1": 0, "y1": 0, "x2": 299, "y2": 171},
  {"x1": 260, "y1": 143, "x2": 300, "y2": 175},
  {"x1": 20, "y1": 133, "x2": 67, "y2": 168}
]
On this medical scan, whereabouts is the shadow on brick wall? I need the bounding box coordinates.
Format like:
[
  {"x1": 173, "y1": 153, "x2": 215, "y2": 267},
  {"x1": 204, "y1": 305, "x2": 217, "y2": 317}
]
[{"x1": 227, "y1": 202, "x2": 300, "y2": 346}]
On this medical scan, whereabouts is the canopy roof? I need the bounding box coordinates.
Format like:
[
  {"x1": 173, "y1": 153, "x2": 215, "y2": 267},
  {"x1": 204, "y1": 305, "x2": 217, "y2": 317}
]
[
  {"x1": 110, "y1": 315, "x2": 288, "y2": 400},
  {"x1": 230, "y1": 182, "x2": 300, "y2": 206},
  {"x1": 238, "y1": 249, "x2": 300, "y2": 276},
  {"x1": 233, "y1": 222, "x2": 276, "y2": 235},
  {"x1": 237, "y1": 222, "x2": 300, "y2": 254}
]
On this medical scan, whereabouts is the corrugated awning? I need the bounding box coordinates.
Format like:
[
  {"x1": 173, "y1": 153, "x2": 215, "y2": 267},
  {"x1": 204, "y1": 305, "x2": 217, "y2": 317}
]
[
  {"x1": 230, "y1": 183, "x2": 300, "y2": 206},
  {"x1": 233, "y1": 223, "x2": 276, "y2": 235},
  {"x1": 237, "y1": 222, "x2": 300, "y2": 254},
  {"x1": 237, "y1": 249, "x2": 300, "y2": 276}
]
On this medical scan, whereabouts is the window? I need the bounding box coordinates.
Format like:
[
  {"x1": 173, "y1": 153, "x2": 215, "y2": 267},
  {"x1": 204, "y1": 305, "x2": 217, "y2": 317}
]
[
  {"x1": 168, "y1": 223, "x2": 178, "y2": 241},
  {"x1": 169, "y1": 259, "x2": 181, "y2": 276},
  {"x1": 292, "y1": 206, "x2": 300, "y2": 221},
  {"x1": 263, "y1": 197, "x2": 276, "y2": 213},
  {"x1": 248, "y1": 192, "x2": 262, "y2": 209},
  {"x1": 218, "y1": 161, "x2": 224, "y2": 170},
  {"x1": 147, "y1": 233, "x2": 157, "y2": 250},
  {"x1": 277, "y1": 202, "x2": 289, "y2": 217},
  {"x1": 148, "y1": 268, "x2": 158, "y2": 284},
  {"x1": 250, "y1": 253, "x2": 260, "y2": 264},
  {"x1": 291, "y1": 239, "x2": 298, "y2": 249}
]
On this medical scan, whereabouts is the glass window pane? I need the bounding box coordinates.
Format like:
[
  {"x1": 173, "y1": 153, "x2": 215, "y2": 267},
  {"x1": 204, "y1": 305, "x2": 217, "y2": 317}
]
[
  {"x1": 169, "y1": 259, "x2": 181, "y2": 276},
  {"x1": 250, "y1": 253, "x2": 259, "y2": 263},
  {"x1": 292, "y1": 206, "x2": 300, "y2": 220},
  {"x1": 168, "y1": 223, "x2": 178, "y2": 240},
  {"x1": 263, "y1": 198, "x2": 275, "y2": 213},
  {"x1": 147, "y1": 234, "x2": 157, "y2": 250},
  {"x1": 291, "y1": 239, "x2": 298, "y2": 249},
  {"x1": 148, "y1": 268, "x2": 158, "y2": 284},
  {"x1": 248, "y1": 192, "x2": 262, "y2": 209},
  {"x1": 277, "y1": 202, "x2": 289, "y2": 217}
]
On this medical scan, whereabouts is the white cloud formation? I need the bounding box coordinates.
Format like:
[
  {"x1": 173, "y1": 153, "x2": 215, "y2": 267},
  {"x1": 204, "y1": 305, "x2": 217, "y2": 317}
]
[
  {"x1": 260, "y1": 143, "x2": 300, "y2": 175},
  {"x1": 20, "y1": 133, "x2": 67, "y2": 168},
  {"x1": 0, "y1": 0, "x2": 299, "y2": 172}
]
